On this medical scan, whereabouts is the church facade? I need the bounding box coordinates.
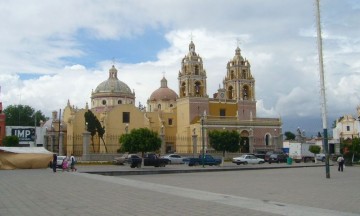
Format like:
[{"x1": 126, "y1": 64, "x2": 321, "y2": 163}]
[{"x1": 45, "y1": 41, "x2": 282, "y2": 156}]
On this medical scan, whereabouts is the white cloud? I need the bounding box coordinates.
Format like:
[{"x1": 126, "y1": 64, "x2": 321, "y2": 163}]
[{"x1": 0, "y1": 0, "x2": 359, "y2": 135}]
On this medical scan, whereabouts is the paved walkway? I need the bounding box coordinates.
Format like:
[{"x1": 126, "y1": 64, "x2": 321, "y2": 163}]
[{"x1": 0, "y1": 163, "x2": 359, "y2": 216}]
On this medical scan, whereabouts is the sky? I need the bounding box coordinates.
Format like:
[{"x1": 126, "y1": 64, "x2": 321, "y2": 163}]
[{"x1": 0, "y1": 0, "x2": 359, "y2": 137}]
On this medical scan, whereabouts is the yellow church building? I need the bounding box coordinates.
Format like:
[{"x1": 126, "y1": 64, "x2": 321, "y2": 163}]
[{"x1": 44, "y1": 41, "x2": 282, "y2": 157}]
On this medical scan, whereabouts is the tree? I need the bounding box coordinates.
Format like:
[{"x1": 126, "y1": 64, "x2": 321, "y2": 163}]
[
  {"x1": 3, "y1": 136, "x2": 19, "y2": 147},
  {"x1": 349, "y1": 137, "x2": 360, "y2": 163},
  {"x1": 284, "y1": 131, "x2": 295, "y2": 140},
  {"x1": 119, "y1": 128, "x2": 161, "y2": 156},
  {"x1": 84, "y1": 110, "x2": 107, "y2": 152},
  {"x1": 208, "y1": 130, "x2": 240, "y2": 157},
  {"x1": 309, "y1": 145, "x2": 321, "y2": 163},
  {"x1": 4, "y1": 105, "x2": 47, "y2": 126}
]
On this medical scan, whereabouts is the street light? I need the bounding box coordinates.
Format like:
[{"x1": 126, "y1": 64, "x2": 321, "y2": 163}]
[{"x1": 201, "y1": 115, "x2": 205, "y2": 168}]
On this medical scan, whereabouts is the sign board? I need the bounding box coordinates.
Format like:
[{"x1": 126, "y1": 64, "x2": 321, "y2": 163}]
[{"x1": 11, "y1": 128, "x2": 36, "y2": 142}]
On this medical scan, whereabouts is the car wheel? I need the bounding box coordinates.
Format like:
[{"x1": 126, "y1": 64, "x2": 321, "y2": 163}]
[
  {"x1": 236, "y1": 163, "x2": 241, "y2": 165},
  {"x1": 243, "y1": 161, "x2": 248, "y2": 165},
  {"x1": 258, "y1": 161, "x2": 263, "y2": 164},
  {"x1": 322, "y1": 157, "x2": 325, "y2": 162}
]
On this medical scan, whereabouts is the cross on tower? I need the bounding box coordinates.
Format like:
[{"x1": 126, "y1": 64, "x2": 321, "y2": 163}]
[{"x1": 236, "y1": 38, "x2": 241, "y2": 47}]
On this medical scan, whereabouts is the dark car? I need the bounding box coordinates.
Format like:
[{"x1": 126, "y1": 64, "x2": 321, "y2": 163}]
[
  {"x1": 264, "y1": 151, "x2": 284, "y2": 162},
  {"x1": 268, "y1": 153, "x2": 288, "y2": 163}
]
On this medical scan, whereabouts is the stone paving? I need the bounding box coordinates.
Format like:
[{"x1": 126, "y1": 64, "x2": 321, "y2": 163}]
[{"x1": 0, "y1": 162, "x2": 359, "y2": 216}]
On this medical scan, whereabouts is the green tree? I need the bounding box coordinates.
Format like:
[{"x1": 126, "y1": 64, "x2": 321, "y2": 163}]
[
  {"x1": 309, "y1": 145, "x2": 321, "y2": 163},
  {"x1": 3, "y1": 135, "x2": 19, "y2": 147},
  {"x1": 84, "y1": 110, "x2": 107, "y2": 152},
  {"x1": 4, "y1": 105, "x2": 47, "y2": 126},
  {"x1": 284, "y1": 131, "x2": 295, "y2": 140},
  {"x1": 208, "y1": 130, "x2": 240, "y2": 157},
  {"x1": 350, "y1": 137, "x2": 360, "y2": 163},
  {"x1": 119, "y1": 128, "x2": 161, "y2": 156}
]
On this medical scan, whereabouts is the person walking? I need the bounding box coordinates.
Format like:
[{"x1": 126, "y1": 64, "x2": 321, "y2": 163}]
[
  {"x1": 62, "y1": 157, "x2": 69, "y2": 172},
  {"x1": 52, "y1": 153, "x2": 57, "y2": 173},
  {"x1": 70, "y1": 154, "x2": 77, "y2": 172},
  {"x1": 337, "y1": 155, "x2": 345, "y2": 172}
]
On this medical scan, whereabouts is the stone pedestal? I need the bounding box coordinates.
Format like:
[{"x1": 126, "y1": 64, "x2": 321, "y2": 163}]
[
  {"x1": 82, "y1": 131, "x2": 91, "y2": 161},
  {"x1": 192, "y1": 134, "x2": 198, "y2": 157},
  {"x1": 160, "y1": 134, "x2": 165, "y2": 155}
]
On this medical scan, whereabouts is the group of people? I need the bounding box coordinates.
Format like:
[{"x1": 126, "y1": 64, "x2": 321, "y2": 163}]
[{"x1": 52, "y1": 153, "x2": 77, "y2": 173}]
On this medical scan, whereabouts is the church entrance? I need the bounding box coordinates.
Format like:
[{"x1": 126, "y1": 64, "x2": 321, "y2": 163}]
[{"x1": 240, "y1": 130, "x2": 250, "y2": 153}]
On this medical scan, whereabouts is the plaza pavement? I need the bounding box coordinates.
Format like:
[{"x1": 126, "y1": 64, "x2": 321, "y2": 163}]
[{"x1": 0, "y1": 162, "x2": 359, "y2": 216}]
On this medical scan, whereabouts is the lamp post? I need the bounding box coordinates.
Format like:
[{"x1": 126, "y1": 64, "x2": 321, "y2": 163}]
[{"x1": 201, "y1": 115, "x2": 205, "y2": 168}]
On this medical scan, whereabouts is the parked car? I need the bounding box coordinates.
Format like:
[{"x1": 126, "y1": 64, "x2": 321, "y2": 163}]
[
  {"x1": 113, "y1": 154, "x2": 139, "y2": 165},
  {"x1": 127, "y1": 153, "x2": 169, "y2": 168},
  {"x1": 268, "y1": 153, "x2": 288, "y2": 163},
  {"x1": 184, "y1": 154, "x2": 221, "y2": 166},
  {"x1": 264, "y1": 151, "x2": 285, "y2": 162},
  {"x1": 161, "y1": 154, "x2": 187, "y2": 164},
  {"x1": 315, "y1": 153, "x2": 326, "y2": 162},
  {"x1": 232, "y1": 154, "x2": 265, "y2": 165}
]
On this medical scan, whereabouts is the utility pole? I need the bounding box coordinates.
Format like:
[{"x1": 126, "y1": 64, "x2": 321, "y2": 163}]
[{"x1": 315, "y1": 0, "x2": 330, "y2": 179}]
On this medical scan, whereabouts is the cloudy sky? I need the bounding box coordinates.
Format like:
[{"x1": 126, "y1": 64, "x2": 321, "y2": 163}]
[{"x1": 0, "y1": 0, "x2": 359, "y2": 137}]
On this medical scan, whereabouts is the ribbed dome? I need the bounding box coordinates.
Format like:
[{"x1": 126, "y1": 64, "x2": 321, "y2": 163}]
[
  {"x1": 149, "y1": 77, "x2": 178, "y2": 101},
  {"x1": 94, "y1": 65, "x2": 132, "y2": 94}
]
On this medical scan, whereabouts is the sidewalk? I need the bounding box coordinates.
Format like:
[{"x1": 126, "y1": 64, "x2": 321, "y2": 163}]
[{"x1": 0, "y1": 163, "x2": 358, "y2": 216}]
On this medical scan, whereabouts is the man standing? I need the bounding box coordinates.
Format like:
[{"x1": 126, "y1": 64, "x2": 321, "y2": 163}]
[
  {"x1": 52, "y1": 153, "x2": 57, "y2": 173},
  {"x1": 70, "y1": 154, "x2": 77, "y2": 172},
  {"x1": 337, "y1": 155, "x2": 345, "y2": 172}
]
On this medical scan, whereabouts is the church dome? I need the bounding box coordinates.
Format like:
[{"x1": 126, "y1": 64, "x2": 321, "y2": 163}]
[
  {"x1": 94, "y1": 65, "x2": 132, "y2": 94},
  {"x1": 233, "y1": 46, "x2": 244, "y2": 62},
  {"x1": 149, "y1": 77, "x2": 178, "y2": 101}
]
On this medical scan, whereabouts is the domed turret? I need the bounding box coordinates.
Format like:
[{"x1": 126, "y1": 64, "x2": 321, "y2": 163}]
[
  {"x1": 91, "y1": 65, "x2": 135, "y2": 112},
  {"x1": 148, "y1": 76, "x2": 178, "y2": 112}
]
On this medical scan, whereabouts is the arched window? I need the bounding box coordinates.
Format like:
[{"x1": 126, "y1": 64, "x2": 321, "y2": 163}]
[
  {"x1": 242, "y1": 70, "x2": 246, "y2": 78},
  {"x1": 118, "y1": 100, "x2": 122, "y2": 104},
  {"x1": 265, "y1": 134, "x2": 270, "y2": 146},
  {"x1": 228, "y1": 86, "x2": 233, "y2": 99},
  {"x1": 158, "y1": 104, "x2": 161, "y2": 110},
  {"x1": 231, "y1": 71, "x2": 235, "y2": 79},
  {"x1": 102, "y1": 100, "x2": 106, "y2": 105},
  {"x1": 195, "y1": 81, "x2": 201, "y2": 95},
  {"x1": 243, "y1": 86, "x2": 249, "y2": 100},
  {"x1": 181, "y1": 82, "x2": 186, "y2": 97},
  {"x1": 169, "y1": 104, "x2": 173, "y2": 108},
  {"x1": 195, "y1": 65, "x2": 199, "y2": 75}
]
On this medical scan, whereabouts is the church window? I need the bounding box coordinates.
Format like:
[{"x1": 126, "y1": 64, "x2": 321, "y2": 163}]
[
  {"x1": 118, "y1": 100, "x2": 122, "y2": 104},
  {"x1": 158, "y1": 104, "x2": 161, "y2": 110},
  {"x1": 243, "y1": 86, "x2": 248, "y2": 100},
  {"x1": 195, "y1": 66, "x2": 199, "y2": 75},
  {"x1": 122, "y1": 112, "x2": 130, "y2": 123},
  {"x1": 242, "y1": 70, "x2": 246, "y2": 78},
  {"x1": 228, "y1": 86, "x2": 233, "y2": 99},
  {"x1": 265, "y1": 134, "x2": 270, "y2": 146},
  {"x1": 168, "y1": 118, "x2": 173, "y2": 126},
  {"x1": 231, "y1": 71, "x2": 235, "y2": 79},
  {"x1": 170, "y1": 104, "x2": 173, "y2": 108},
  {"x1": 220, "y1": 109, "x2": 226, "y2": 118},
  {"x1": 102, "y1": 100, "x2": 106, "y2": 105},
  {"x1": 346, "y1": 126, "x2": 350, "y2": 131},
  {"x1": 195, "y1": 82, "x2": 201, "y2": 95},
  {"x1": 181, "y1": 82, "x2": 186, "y2": 97}
]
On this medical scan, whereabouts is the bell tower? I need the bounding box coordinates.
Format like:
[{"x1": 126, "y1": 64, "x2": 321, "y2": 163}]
[
  {"x1": 224, "y1": 46, "x2": 256, "y2": 120},
  {"x1": 178, "y1": 40, "x2": 208, "y2": 98},
  {"x1": 177, "y1": 40, "x2": 209, "y2": 136}
]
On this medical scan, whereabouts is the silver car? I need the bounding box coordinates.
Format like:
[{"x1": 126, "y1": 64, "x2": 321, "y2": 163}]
[
  {"x1": 161, "y1": 154, "x2": 186, "y2": 164},
  {"x1": 232, "y1": 154, "x2": 265, "y2": 165}
]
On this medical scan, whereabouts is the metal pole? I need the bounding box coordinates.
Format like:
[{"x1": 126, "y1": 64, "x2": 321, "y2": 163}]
[
  {"x1": 201, "y1": 116, "x2": 205, "y2": 168},
  {"x1": 315, "y1": 0, "x2": 330, "y2": 178},
  {"x1": 58, "y1": 109, "x2": 61, "y2": 154}
]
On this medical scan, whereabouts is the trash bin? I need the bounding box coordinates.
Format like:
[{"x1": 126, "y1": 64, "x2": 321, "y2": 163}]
[{"x1": 287, "y1": 157, "x2": 292, "y2": 165}]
